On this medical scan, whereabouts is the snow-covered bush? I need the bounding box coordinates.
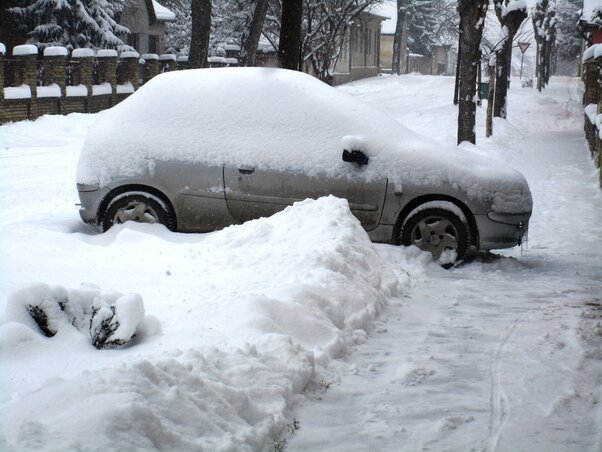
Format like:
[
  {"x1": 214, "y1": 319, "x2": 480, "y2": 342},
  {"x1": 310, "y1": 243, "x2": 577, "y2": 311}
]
[{"x1": 4, "y1": 283, "x2": 153, "y2": 349}]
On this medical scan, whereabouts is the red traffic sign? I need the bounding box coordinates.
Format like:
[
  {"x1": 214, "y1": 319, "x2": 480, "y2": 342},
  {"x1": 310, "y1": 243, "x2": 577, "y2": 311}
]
[{"x1": 518, "y1": 42, "x2": 531, "y2": 54}]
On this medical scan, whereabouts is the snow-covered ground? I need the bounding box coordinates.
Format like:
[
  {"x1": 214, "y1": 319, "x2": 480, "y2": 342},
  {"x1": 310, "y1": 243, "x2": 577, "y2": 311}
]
[{"x1": 1, "y1": 75, "x2": 601, "y2": 451}]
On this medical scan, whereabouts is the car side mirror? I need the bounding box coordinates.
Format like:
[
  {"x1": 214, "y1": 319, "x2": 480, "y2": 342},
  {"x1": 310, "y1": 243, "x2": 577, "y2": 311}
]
[{"x1": 342, "y1": 149, "x2": 369, "y2": 166}]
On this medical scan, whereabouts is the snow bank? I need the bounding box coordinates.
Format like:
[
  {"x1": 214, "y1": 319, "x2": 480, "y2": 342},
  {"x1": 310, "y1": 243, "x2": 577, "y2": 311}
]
[
  {"x1": 1, "y1": 196, "x2": 402, "y2": 450},
  {"x1": 77, "y1": 68, "x2": 531, "y2": 213}
]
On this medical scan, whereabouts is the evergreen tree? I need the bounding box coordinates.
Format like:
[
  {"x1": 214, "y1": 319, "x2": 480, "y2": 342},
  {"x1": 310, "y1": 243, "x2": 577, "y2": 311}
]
[
  {"x1": 407, "y1": 0, "x2": 439, "y2": 56},
  {"x1": 163, "y1": 0, "x2": 193, "y2": 53},
  {"x1": 10, "y1": 0, "x2": 128, "y2": 49},
  {"x1": 554, "y1": 0, "x2": 581, "y2": 62}
]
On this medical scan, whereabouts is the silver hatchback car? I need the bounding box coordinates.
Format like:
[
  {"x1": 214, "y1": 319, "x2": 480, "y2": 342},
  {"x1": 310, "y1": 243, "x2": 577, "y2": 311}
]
[{"x1": 77, "y1": 68, "x2": 532, "y2": 264}]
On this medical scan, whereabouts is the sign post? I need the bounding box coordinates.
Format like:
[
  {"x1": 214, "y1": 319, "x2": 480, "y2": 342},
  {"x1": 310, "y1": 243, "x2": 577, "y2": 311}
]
[{"x1": 518, "y1": 42, "x2": 531, "y2": 80}]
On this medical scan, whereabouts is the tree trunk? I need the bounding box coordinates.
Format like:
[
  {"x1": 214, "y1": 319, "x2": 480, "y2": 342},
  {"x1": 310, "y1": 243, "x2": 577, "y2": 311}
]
[
  {"x1": 189, "y1": 0, "x2": 211, "y2": 68},
  {"x1": 493, "y1": 37, "x2": 512, "y2": 118},
  {"x1": 486, "y1": 61, "x2": 495, "y2": 137},
  {"x1": 392, "y1": 0, "x2": 407, "y2": 75},
  {"x1": 457, "y1": 0, "x2": 488, "y2": 145},
  {"x1": 278, "y1": 0, "x2": 302, "y2": 70},
  {"x1": 493, "y1": 7, "x2": 527, "y2": 118},
  {"x1": 240, "y1": 0, "x2": 269, "y2": 66}
]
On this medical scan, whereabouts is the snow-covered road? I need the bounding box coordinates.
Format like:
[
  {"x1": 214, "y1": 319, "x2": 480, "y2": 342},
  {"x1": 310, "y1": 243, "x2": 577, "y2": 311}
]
[{"x1": 288, "y1": 77, "x2": 602, "y2": 451}]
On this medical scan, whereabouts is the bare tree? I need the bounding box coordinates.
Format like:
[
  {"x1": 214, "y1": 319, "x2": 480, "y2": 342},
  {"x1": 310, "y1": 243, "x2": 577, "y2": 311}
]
[
  {"x1": 240, "y1": 0, "x2": 270, "y2": 66},
  {"x1": 302, "y1": 0, "x2": 378, "y2": 85},
  {"x1": 492, "y1": 0, "x2": 527, "y2": 118},
  {"x1": 279, "y1": 0, "x2": 303, "y2": 70},
  {"x1": 533, "y1": 0, "x2": 556, "y2": 91},
  {"x1": 456, "y1": 0, "x2": 488, "y2": 145},
  {"x1": 392, "y1": 0, "x2": 408, "y2": 75},
  {"x1": 189, "y1": 0, "x2": 212, "y2": 68}
]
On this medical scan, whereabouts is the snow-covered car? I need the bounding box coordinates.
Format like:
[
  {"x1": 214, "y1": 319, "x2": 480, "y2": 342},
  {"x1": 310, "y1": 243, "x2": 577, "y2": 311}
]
[{"x1": 76, "y1": 68, "x2": 532, "y2": 264}]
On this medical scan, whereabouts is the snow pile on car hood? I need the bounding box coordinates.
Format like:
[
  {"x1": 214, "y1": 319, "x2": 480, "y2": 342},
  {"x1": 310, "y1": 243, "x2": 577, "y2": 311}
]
[
  {"x1": 0, "y1": 196, "x2": 403, "y2": 450},
  {"x1": 77, "y1": 68, "x2": 531, "y2": 213}
]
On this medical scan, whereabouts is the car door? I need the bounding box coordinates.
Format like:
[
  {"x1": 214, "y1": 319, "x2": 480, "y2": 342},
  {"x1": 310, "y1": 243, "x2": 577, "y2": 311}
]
[{"x1": 223, "y1": 164, "x2": 387, "y2": 230}]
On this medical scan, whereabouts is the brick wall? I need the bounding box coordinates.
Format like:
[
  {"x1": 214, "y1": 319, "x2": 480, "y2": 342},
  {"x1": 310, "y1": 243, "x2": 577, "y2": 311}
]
[
  {"x1": 0, "y1": 44, "x2": 239, "y2": 124},
  {"x1": 582, "y1": 57, "x2": 602, "y2": 190}
]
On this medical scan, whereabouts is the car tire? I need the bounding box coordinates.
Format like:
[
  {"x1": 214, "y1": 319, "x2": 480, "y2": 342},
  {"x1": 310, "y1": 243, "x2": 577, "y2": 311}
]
[
  {"x1": 102, "y1": 192, "x2": 174, "y2": 232},
  {"x1": 400, "y1": 207, "x2": 469, "y2": 265}
]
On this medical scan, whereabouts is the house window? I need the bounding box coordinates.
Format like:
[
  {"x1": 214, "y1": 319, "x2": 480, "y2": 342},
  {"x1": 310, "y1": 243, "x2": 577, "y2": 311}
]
[{"x1": 149, "y1": 35, "x2": 159, "y2": 54}]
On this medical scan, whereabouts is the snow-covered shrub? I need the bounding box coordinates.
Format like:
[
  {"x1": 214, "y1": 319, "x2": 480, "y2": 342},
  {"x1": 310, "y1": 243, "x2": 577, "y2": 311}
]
[
  {"x1": 3, "y1": 283, "x2": 152, "y2": 349},
  {"x1": 4, "y1": 283, "x2": 70, "y2": 337}
]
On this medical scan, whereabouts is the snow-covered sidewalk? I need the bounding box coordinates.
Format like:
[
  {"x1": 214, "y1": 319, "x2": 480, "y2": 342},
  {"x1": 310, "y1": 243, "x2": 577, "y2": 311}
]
[{"x1": 288, "y1": 76, "x2": 602, "y2": 451}]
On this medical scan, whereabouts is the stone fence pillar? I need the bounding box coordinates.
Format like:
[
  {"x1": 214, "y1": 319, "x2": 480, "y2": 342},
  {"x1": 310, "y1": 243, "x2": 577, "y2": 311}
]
[
  {"x1": 71, "y1": 48, "x2": 95, "y2": 96},
  {"x1": 118, "y1": 50, "x2": 140, "y2": 90},
  {"x1": 13, "y1": 44, "x2": 38, "y2": 92},
  {"x1": 583, "y1": 61, "x2": 600, "y2": 106},
  {"x1": 141, "y1": 53, "x2": 160, "y2": 84},
  {"x1": 176, "y1": 55, "x2": 189, "y2": 71},
  {"x1": 96, "y1": 49, "x2": 118, "y2": 95},
  {"x1": 159, "y1": 54, "x2": 176, "y2": 72},
  {"x1": 43, "y1": 46, "x2": 68, "y2": 96},
  {"x1": 0, "y1": 43, "x2": 5, "y2": 101}
]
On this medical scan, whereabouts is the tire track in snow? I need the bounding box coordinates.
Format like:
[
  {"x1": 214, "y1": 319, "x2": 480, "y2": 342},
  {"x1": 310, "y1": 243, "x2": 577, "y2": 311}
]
[{"x1": 484, "y1": 311, "x2": 532, "y2": 452}]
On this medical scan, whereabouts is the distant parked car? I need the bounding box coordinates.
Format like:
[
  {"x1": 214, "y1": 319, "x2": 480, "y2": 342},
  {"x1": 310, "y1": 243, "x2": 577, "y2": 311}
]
[{"x1": 77, "y1": 68, "x2": 532, "y2": 265}]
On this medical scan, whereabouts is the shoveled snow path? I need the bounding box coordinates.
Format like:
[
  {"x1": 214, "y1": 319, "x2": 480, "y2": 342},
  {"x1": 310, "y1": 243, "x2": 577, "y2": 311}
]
[{"x1": 288, "y1": 77, "x2": 602, "y2": 451}]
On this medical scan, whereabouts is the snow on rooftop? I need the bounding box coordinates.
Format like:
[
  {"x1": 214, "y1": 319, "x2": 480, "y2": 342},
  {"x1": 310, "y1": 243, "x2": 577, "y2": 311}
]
[
  {"x1": 153, "y1": 0, "x2": 176, "y2": 21},
  {"x1": 371, "y1": 1, "x2": 396, "y2": 34}
]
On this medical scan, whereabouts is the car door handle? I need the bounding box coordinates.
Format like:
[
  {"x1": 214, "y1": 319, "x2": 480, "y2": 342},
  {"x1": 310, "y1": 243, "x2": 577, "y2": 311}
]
[{"x1": 238, "y1": 166, "x2": 255, "y2": 175}]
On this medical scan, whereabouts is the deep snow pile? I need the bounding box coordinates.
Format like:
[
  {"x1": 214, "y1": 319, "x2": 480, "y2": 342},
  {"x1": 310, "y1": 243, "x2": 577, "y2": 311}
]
[{"x1": 0, "y1": 183, "x2": 402, "y2": 450}]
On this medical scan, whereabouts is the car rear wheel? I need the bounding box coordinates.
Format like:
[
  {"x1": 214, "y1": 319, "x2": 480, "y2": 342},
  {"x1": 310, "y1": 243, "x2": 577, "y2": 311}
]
[
  {"x1": 400, "y1": 207, "x2": 469, "y2": 265},
  {"x1": 102, "y1": 192, "x2": 173, "y2": 232}
]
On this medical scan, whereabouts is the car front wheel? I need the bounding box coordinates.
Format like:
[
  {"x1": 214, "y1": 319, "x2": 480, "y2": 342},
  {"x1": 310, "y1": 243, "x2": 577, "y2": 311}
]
[
  {"x1": 400, "y1": 207, "x2": 469, "y2": 265},
  {"x1": 102, "y1": 192, "x2": 173, "y2": 232}
]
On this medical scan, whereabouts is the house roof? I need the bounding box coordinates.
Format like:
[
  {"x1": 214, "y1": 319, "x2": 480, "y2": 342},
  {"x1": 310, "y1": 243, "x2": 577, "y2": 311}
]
[
  {"x1": 371, "y1": 1, "x2": 396, "y2": 34},
  {"x1": 152, "y1": 0, "x2": 176, "y2": 22}
]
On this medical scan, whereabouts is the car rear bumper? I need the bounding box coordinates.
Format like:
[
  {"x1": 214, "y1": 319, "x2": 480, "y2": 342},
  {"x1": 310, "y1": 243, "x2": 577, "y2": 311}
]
[{"x1": 475, "y1": 212, "x2": 531, "y2": 250}]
